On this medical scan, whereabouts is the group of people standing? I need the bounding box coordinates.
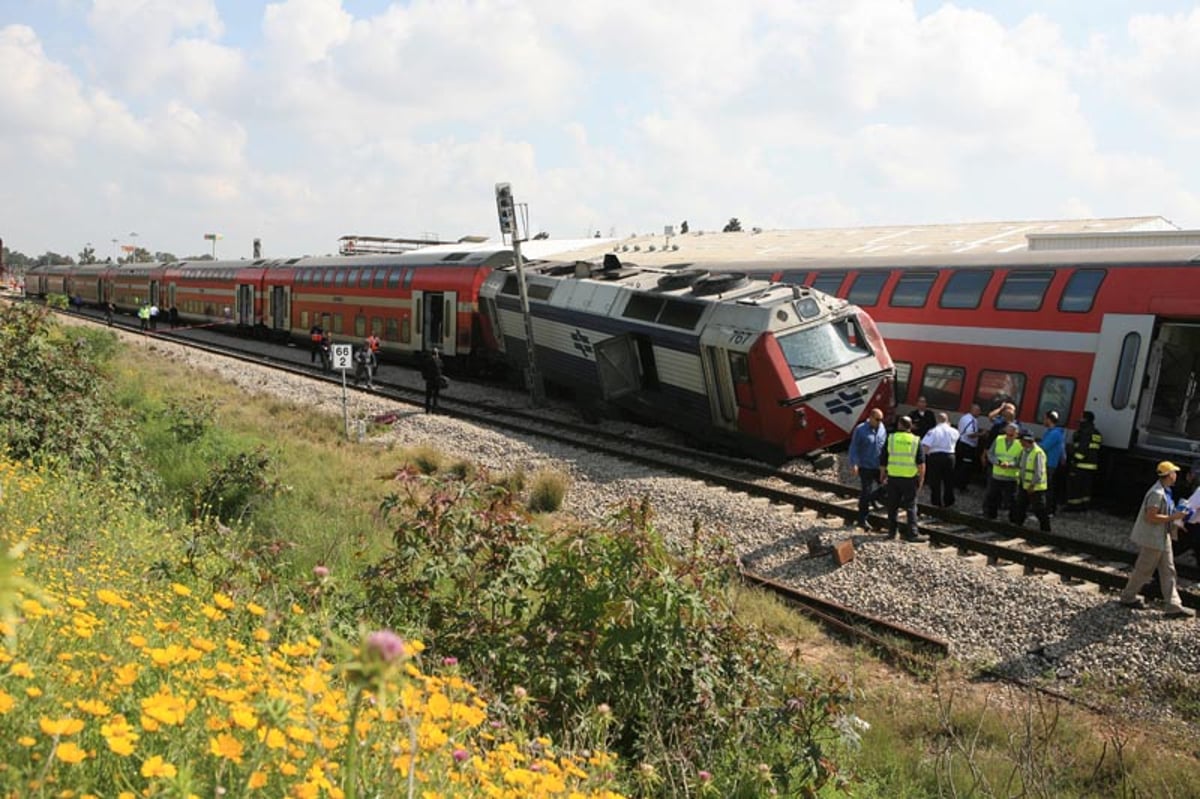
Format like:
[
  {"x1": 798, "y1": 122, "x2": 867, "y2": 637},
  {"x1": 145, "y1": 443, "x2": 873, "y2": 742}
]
[
  {"x1": 306, "y1": 322, "x2": 444, "y2": 411},
  {"x1": 849, "y1": 396, "x2": 1105, "y2": 539}
]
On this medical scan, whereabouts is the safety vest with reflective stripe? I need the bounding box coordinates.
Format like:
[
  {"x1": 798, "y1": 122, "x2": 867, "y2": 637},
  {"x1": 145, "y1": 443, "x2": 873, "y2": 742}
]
[
  {"x1": 1072, "y1": 429, "x2": 1102, "y2": 471},
  {"x1": 991, "y1": 437, "x2": 1022, "y2": 481},
  {"x1": 886, "y1": 431, "x2": 920, "y2": 478},
  {"x1": 1019, "y1": 444, "x2": 1048, "y2": 491}
]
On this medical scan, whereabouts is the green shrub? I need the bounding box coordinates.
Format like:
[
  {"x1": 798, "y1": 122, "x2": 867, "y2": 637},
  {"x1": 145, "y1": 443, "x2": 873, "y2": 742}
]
[
  {"x1": 0, "y1": 303, "x2": 147, "y2": 489},
  {"x1": 405, "y1": 445, "x2": 443, "y2": 474},
  {"x1": 526, "y1": 468, "x2": 568, "y2": 513},
  {"x1": 446, "y1": 458, "x2": 478, "y2": 481},
  {"x1": 363, "y1": 476, "x2": 856, "y2": 796}
]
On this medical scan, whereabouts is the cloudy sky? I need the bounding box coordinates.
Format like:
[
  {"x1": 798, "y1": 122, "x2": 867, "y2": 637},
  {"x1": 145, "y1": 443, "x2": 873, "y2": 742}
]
[{"x1": 3, "y1": 0, "x2": 1199, "y2": 261}]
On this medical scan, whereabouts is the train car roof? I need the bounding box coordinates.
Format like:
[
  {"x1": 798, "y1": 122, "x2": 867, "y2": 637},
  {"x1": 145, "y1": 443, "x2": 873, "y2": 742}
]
[{"x1": 630, "y1": 244, "x2": 1200, "y2": 273}]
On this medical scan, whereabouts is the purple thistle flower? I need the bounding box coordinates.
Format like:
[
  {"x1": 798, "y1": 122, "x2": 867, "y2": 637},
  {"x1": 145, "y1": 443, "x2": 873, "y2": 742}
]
[
  {"x1": 313, "y1": 565, "x2": 330, "y2": 578},
  {"x1": 452, "y1": 748, "x2": 470, "y2": 763},
  {"x1": 364, "y1": 630, "x2": 406, "y2": 663}
]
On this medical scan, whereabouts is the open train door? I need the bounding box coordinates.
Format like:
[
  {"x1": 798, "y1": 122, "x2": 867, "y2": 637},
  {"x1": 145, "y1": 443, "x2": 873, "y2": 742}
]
[
  {"x1": 593, "y1": 334, "x2": 640, "y2": 400},
  {"x1": 1084, "y1": 313, "x2": 1154, "y2": 449}
]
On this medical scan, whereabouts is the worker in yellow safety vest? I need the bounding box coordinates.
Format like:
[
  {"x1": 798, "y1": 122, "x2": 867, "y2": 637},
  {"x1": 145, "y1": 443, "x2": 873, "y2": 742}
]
[
  {"x1": 1011, "y1": 431, "x2": 1051, "y2": 532},
  {"x1": 982, "y1": 421, "x2": 1022, "y2": 520},
  {"x1": 881, "y1": 415, "x2": 928, "y2": 542}
]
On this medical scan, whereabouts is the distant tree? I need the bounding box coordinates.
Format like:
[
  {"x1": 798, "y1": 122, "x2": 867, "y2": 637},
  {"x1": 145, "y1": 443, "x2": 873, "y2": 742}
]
[
  {"x1": 680, "y1": 220, "x2": 689, "y2": 234},
  {"x1": 593, "y1": 230, "x2": 601, "y2": 238},
  {"x1": 2, "y1": 246, "x2": 33, "y2": 270},
  {"x1": 36, "y1": 252, "x2": 74, "y2": 266},
  {"x1": 129, "y1": 247, "x2": 154, "y2": 263},
  {"x1": 183, "y1": 254, "x2": 215, "y2": 261},
  {"x1": 79, "y1": 245, "x2": 97, "y2": 264},
  {"x1": 532, "y1": 232, "x2": 550, "y2": 240},
  {"x1": 722, "y1": 218, "x2": 742, "y2": 233},
  {"x1": 154, "y1": 251, "x2": 179, "y2": 263}
]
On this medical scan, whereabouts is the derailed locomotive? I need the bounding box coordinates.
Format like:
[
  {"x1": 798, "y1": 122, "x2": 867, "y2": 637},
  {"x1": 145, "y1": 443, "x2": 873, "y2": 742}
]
[{"x1": 480, "y1": 256, "x2": 894, "y2": 463}]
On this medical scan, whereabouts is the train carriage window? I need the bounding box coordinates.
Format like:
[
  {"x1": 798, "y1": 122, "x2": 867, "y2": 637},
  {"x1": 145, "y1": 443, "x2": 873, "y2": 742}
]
[
  {"x1": 893, "y1": 361, "x2": 912, "y2": 405},
  {"x1": 387, "y1": 270, "x2": 401, "y2": 289},
  {"x1": 401, "y1": 317, "x2": 411, "y2": 343},
  {"x1": 402, "y1": 269, "x2": 415, "y2": 289},
  {"x1": 346, "y1": 269, "x2": 359, "y2": 288},
  {"x1": 354, "y1": 314, "x2": 366, "y2": 337},
  {"x1": 1036, "y1": 376, "x2": 1076, "y2": 422},
  {"x1": 373, "y1": 269, "x2": 386, "y2": 289},
  {"x1": 973, "y1": 369, "x2": 1026, "y2": 414},
  {"x1": 624, "y1": 294, "x2": 662, "y2": 321},
  {"x1": 1059, "y1": 268, "x2": 1106, "y2": 313},
  {"x1": 385, "y1": 318, "x2": 398, "y2": 341},
  {"x1": 372, "y1": 317, "x2": 384, "y2": 337},
  {"x1": 359, "y1": 269, "x2": 374, "y2": 288},
  {"x1": 847, "y1": 272, "x2": 889, "y2": 306},
  {"x1": 527, "y1": 283, "x2": 554, "y2": 301},
  {"x1": 332, "y1": 313, "x2": 343, "y2": 334},
  {"x1": 300, "y1": 311, "x2": 309, "y2": 329},
  {"x1": 323, "y1": 269, "x2": 336, "y2": 287},
  {"x1": 889, "y1": 271, "x2": 937, "y2": 307},
  {"x1": 779, "y1": 270, "x2": 808, "y2": 285},
  {"x1": 939, "y1": 270, "x2": 992, "y2": 309},
  {"x1": 919, "y1": 364, "x2": 966, "y2": 409},
  {"x1": 334, "y1": 270, "x2": 347, "y2": 289},
  {"x1": 995, "y1": 270, "x2": 1053, "y2": 311},
  {"x1": 659, "y1": 299, "x2": 704, "y2": 329},
  {"x1": 810, "y1": 271, "x2": 846, "y2": 296},
  {"x1": 1112, "y1": 332, "x2": 1141, "y2": 410}
]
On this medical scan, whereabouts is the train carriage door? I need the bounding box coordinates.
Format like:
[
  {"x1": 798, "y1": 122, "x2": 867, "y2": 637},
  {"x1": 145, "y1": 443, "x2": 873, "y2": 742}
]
[
  {"x1": 167, "y1": 283, "x2": 176, "y2": 311},
  {"x1": 271, "y1": 286, "x2": 289, "y2": 332},
  {"x1": 149, "y1": 280, "x2": 159, "y2": 308},
  {"x1": 236, "y1": 284, "x2": 254, "y2": 326},
  {"x1": 702, "y1": 345, "x2": 739, "y2": 431},
  {"x1": 412, "y1": 290, "x2": 424, "y2": 351},
  {"x1": 593, "y1": 334, "x2": 641, "y2": 399},
  {"x1": 1085, "y1": 314, "x2": 1154, "y2": 448},
  {"x1": 441, "y1": 291, "x2": 457, "y2": 354},
  {"x1": 1136, "y1": 322, "x2": 1200, "y2": 444}
]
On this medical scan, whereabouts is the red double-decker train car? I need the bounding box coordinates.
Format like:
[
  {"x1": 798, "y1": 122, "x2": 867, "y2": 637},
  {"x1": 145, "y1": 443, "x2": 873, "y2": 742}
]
[
  {"x1": 26, "y1": 246, "x2": 514, "y2": 362},
  {"x1": 736, "y1": 244, "x2": 1200, "y2": 476}
]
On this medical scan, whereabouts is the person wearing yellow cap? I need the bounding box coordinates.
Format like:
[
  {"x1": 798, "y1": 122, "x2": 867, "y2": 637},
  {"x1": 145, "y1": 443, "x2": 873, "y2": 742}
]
[{"x1": 1119, "y1": 461, "x2": 1195, "y2": 618}]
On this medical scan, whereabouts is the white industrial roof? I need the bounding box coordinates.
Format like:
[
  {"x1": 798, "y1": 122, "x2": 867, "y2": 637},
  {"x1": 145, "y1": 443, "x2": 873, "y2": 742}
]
[{"x1": 532, "y1": 216, "x2": 1179, "y2": 266}]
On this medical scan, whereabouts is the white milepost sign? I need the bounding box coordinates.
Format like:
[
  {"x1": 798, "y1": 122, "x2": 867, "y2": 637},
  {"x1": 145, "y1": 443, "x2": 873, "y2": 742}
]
[{"x1": 332, "y1": 344, "x2": 352, "y2": 371}]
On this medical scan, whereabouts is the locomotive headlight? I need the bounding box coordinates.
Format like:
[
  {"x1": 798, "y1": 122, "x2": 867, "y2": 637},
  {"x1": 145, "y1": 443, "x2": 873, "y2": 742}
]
[{"x1": 793, "y1": 408, "x2": 807, "y2": 429}]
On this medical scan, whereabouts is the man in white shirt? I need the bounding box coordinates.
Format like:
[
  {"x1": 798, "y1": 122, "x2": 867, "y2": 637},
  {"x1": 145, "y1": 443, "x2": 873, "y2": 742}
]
[
  {"x1": 954, "y1": 403, "x2": 982, "y2": 492},
  {"x1": 922, "y1": 412, "x2": 960, "y2": 507}
]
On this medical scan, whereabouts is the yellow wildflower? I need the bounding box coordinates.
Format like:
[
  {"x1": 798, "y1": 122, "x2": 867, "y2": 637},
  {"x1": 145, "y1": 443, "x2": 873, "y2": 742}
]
[
  {"x1": 170, "y1": 583, "x2": 192, "y2": 597},
  {"x1": 40, "y1": 717, "x2": 85, "y2": 736},
  {"x1": 209, "y1": 732, "x2": 245, "y2": 763},
  {"x1": 246, "y1": 602, "x2": 266, "y2": 616},
  {"x1": 54, "y1": 742, "x2": 88, "y2": 764},
  {"x1": 0, "y1": 690, "x2": 14, "y2": 714},
  {"x1": 75, "y1": 699, "x2": 111, "y2": 716},
  {"x1": 247, "y1": 771, "x2": 269, "y2": 789},
  {"x1": 212, "y1": 592, "x2": 235, "y2": 610},
  {"x1": 96, "y1": 589, "x2": 132, "y2": 608},
  {"x1": 140, "y1": 755, "x2": 177, "y2": 779}
]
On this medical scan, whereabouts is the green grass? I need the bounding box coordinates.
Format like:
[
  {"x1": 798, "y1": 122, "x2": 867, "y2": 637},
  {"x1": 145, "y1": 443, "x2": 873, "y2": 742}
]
[{"x1": 108, "y1": 342, "x2": 1200, "y2": 798}]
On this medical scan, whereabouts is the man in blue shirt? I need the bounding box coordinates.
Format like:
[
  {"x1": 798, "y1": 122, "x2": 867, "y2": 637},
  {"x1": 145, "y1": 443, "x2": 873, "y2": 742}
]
[
  {"x1": 849, "y1": 407, "x2": 887, "y2": 529},
  {"x1": 1040, "y1": 410, "x2": 1066, "y2": 514}
]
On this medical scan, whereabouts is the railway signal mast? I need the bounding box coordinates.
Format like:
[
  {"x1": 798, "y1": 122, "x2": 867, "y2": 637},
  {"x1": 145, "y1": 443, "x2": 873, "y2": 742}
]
[{"x1": 495, "y1": 182, "x2": 545, "y2": 406}]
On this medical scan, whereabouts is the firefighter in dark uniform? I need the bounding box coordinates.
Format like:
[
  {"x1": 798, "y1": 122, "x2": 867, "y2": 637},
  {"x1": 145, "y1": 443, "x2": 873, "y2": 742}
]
[
  {"x1": 1063, "y1": 410, "x2": 1102, "y2": 512},
  {"x1": 881, "y1": 416, "x2": 928, "y2": 543},
  {"x1": 309, "y1": 323, "x2": 324, "y2": 363}
]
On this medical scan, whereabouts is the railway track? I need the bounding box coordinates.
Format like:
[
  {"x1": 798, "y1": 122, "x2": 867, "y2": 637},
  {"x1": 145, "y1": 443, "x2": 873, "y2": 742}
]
[{"x1": 47, "y1": 305, "x2": 1200, "y2": 660}]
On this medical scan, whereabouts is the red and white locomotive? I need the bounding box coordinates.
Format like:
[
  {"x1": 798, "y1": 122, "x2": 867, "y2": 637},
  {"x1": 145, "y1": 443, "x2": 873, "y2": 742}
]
[{"x1": 480, "y1": 257, "x2": 895, "y2": 462}]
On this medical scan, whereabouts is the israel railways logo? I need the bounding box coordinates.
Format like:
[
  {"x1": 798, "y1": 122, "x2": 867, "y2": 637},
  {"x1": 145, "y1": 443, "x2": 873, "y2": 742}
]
[
  {"x1": 571, "y1": 329, "x2": 594, "y2": 358},
  {"x1": 824, "y1": 389, "x2": 866, "y2": 416}
]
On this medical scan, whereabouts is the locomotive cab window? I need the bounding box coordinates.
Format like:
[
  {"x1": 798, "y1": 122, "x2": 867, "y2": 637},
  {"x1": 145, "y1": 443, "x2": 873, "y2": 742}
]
[
  {"x1": 1059, "y1": 268, "x2": 1106, "y2": 313},
  {"x1": 775, "y1": 316, "x2": 871, "y2": 380},
  {"x1": 889, "y1": 271, "x2": 937, "y2": 307},
  {"x1": 939, "y1": 270, "x2": 992, "y2": 309},
  {"x1": 920, "y1": 364, "x2": 966, "y2": 409},
  {"x1": 847, "y1": 271, "x2": 889, "y2": 306},
  {"x1": 995, "y1": 270, "x2": 1053, "y2": 311},
  {"x1": 973, "y1": 369, "x2": 1026, "y2": 415},
  {"x1": 810, "y1": 271, "x2": 846, "y2": 296}
]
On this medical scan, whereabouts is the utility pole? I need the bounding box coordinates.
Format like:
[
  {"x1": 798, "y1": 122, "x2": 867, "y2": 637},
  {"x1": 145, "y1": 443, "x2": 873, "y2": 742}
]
[{"x1": 495, "y1": 182, "x2": 544, "y2": 406}]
